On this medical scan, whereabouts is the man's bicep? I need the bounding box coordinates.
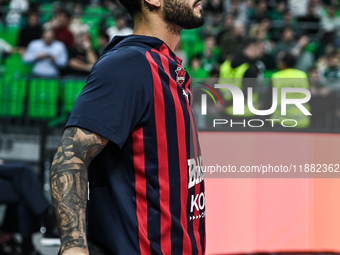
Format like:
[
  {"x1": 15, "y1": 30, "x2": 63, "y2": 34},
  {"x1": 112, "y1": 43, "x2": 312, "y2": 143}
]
[{"x1": 53, "y1": 127, "x2": 108, "y2": 168}]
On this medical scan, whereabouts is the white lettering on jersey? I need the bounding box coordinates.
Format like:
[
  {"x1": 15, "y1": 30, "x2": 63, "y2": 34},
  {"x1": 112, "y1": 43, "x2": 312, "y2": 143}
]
[{"x1": 188, "y1": 156, "x2": 204, "y2": 189}]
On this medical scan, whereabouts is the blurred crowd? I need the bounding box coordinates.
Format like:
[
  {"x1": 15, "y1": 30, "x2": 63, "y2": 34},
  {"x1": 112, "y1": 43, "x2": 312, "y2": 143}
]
[
  {"x1": 0, "y1": 0, "x2": 339, "y2": 80},
  {"x1": 0, "y1": 0, "x2": 339, "y2": 129}
]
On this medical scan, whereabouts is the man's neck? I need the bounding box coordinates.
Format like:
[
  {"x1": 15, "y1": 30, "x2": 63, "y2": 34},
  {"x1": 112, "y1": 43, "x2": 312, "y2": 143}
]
[{"x1": 133, "y1": 15, "x2": 181, "y2": 52}]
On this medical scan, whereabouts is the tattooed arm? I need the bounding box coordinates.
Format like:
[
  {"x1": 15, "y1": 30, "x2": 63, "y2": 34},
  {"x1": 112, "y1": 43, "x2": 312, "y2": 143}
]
[{"x1": 51, "y1": 127, "x2": 108, "y2": 255}]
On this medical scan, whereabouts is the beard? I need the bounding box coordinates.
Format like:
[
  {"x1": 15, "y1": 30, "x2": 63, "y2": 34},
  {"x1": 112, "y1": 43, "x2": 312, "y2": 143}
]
[{"x1": 163, "y1": 0, "x2": 205, "y2": 34}]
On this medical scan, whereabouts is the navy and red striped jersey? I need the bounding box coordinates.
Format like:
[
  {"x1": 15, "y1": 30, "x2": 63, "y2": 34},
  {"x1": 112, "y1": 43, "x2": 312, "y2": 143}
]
[{"x1": 66, "y1": 35, "x2": 205, "y2": 255}]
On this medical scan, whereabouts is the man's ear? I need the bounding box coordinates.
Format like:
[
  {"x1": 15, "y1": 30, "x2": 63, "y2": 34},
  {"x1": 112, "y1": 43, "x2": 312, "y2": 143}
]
[{"x1": 144, "y1": 0, "x2": 161, "y2": 9}]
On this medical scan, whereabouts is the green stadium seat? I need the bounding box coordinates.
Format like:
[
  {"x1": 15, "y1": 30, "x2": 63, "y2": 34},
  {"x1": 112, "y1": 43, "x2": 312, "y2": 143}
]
[
  {"x1": 40, "y1": 3, "x2": 53, "y2": 12},
  {"x1": 4, "y1": 53, "x2": 32, "y2": 78},
  {"x1": 28, "y1": 79, "x2": 59, "y2": 119},
  {"x1": 84, "y1": 6, "x2": 108, "y2": 14},
  {"x1": 81, "y1": 16, "x2": 101, "y2": 49},
  {"x1": 62, "y1": 79, "x2": 86, "y2": 113},
  {"x1": 0, "y1": 26, "x2": 20, "y2": 46},
  {"x1": 0, "y1": 77, "x2": 26, "y2": 118},
  {"x1": 180, "y1": 29, "x2": 203, "y2": 60}
]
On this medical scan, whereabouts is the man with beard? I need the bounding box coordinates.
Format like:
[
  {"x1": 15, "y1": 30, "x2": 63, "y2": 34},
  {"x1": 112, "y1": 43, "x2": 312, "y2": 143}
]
[{"x1": 51, "y1": 0, "x2": 205, "y2": 253}]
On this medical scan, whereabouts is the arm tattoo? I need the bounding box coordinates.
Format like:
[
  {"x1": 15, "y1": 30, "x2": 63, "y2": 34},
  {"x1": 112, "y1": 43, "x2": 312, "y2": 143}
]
[{"x1": 51, "y1": 127, "x2": 107, "y2": 253}]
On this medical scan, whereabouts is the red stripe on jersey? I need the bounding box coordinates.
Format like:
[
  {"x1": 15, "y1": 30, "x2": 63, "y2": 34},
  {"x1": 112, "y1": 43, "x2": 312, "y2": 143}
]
[
  {"x1": 132, "y1": 127, "x2": 151, "y2": 255},
  {"x1": 145, "y1": 51, "x2": 172, "y2": 254},
  {"x1": 157, "y1": 52, "x2": 192, "y2": 255},
  {"x1": 159, "y1": 44, "x2": 174, "y2": 62}
]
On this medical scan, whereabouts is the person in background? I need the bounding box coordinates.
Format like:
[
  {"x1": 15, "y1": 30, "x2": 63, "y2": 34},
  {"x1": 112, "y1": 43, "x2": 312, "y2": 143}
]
[
  {"x1": 96, "y1": 32, "x2": 110, "y2": 56},
  {"x1": 65, "y1": 32, "x2": 98, "y2": 79},
  {"x1": 17, "y1": 11, "x2": 42, "y2": 56},
  {"x1": 308, "y1": 66, "x2": 334, "y2": 128},
  {"x1": 200, "y1": 35, "x2": 220, "y2": 73},
  {"x1": 249, "y1": 0, "x2": 269, "y2": 23},
  {"x1": 297, "y1": 3, "x2": 320, "y2": 36},
  {"x1": 273, "y1": 26, "x2": 295, "y2": 55},
  {"x1": 322, "y1": 50, "x2": 340, "y2": 84},
  {"x1": 0, "y1": 161, "x2": 57, "y2": 255},
  {"x1": 204, "y1": 0, "x2": 224, "y2": 18},
  {"x1": 216, "y1": 14, "x2": 234, "y2": 46},
  {"x1": 269, "y1": 0, "x2": 286, "y2": 21},
  {"x1": 321, "y1": 5, "x2": 340, "y2": 47},
  {"x1": 219, "y1": 39, "x2": 264, "y2": 117},
  {"x1": 69, "y1": 4, "x2": 90, "y2": 37},
  {"x1": 50, "y1": 10, "x2": 74, "y2": 49},
  {"x1": 188, "y1": 54, "x2": 209, "y2": 78},
  {"x1": 106, "y1": 13, "x2": 133, "y2": 39},
  {"x1": 219, "y1": 20, "x2": 245, "y2": 60},
  {"x1": 22, "y1": 29, "x2": 68, "y2": 77},
  {"x1": 270, "y1": 52, "x2": 311, "y2": 128}
]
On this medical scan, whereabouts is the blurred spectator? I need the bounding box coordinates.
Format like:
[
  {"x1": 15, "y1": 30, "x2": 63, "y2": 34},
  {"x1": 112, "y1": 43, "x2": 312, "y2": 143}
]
[
  {"x1": 17, "y1": 11, "x2": 43, "y2": 56},
  {"x1": 0, "y1": 162, "x2": 57, "y2": 255},
  {"x1": 187, "y1": 54, "x2": 209, "y2": 78},
  {"x1": 249, "y1": 19, "x2": 275, "y2": 69},
  {"x1": 97, "y1": 32, "x2": 110, "y2": 56},
  {"x1": 220, "y1": 39, "x2": 264, "y2": 80},
  {"x1": 174, "y1": 40, "x2": 188, "y2": 68},
  {"x1": 322, "y1": 50, "x2": 340, "y2": 83},
  {"x1": 219, "y1": 20, "x2": 245, "y2": 60},
  {"x1": 288, "y1": 0, "x2": 309, "y2": 17},
  {"x1": 65, "y1": 32, "x2": 98, "y2": 79},
  {"x1": 321, "y1": 5, "x2": 340, "y2": 45},
  {"x1": 269, "y1": 1, "x2": 287, "y2": 21},
  {"x1": 308, "y1": 65, "x2": 334, "y2": 128},
  {"x1": 224, "y1": 0, "x2": 248, "y2": 24},
  {"x1": 0, "y1": 0, "x2": 10, "y2": 25},
  {"x1": 5, "y1": 0, "x2": 28, "y2": 25},
  {"x1": 249, "y1": 0, "x2": 269, "y2": 22},
  {"x1": 106, "y1": 14, "x2": 133, "y2": 39},
  {"x1": 22, "y1": 29, "x2": 68, "y2": 77},
  {"x1": 273, "y1": 26, "x2": 295, "y2": 54},
  {"x1": 216, "y1": 15, "x2": 234, "y2": 45},
  {"x1": 205, "y1": 0, "x2": 224, "y2": 16},
  {"x1": 270, "y1": 52, "x2": 311, "y2": 128},
  {"x1": 47, "y1": 10, "x2": 74, "y2": 49},
  {"x1": 219, "y1": 39, "x2": 264, "y2": 96},
  {"x1": 297, "y1": 3, "x2": 320, "y2": 35},
  {"x1": 69, "y1": 4, "x2": 90, "y2": 36},
  {"x1": 273, "y1": 27, "x2": 310, "y2": 59},
  {"x1": 200, "y1": 35, "x2": 220, "y2": 73},
  {"x1": 293, "y1": 35, "x2": 315, "y2": 72},
  {"x1": 219, "y1": 39, "x2": 264, "y2": 117},
  {"x1": 309, "y1": 66, "x2": 331, "y2": 97}
]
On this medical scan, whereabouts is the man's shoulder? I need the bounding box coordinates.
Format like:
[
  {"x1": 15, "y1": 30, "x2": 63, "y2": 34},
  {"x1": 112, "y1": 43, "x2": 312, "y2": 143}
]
[{"x1": 97, "y1": 45, "x2": 151, "y2": 70}]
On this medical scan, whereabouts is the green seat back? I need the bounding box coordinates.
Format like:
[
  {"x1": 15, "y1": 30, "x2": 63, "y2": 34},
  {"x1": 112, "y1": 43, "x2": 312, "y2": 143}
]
[
  {"x1": 0, "y1": 26, "x2": 20, "y2": 46},
  {"x1": 81, "y1": 16, "x2": 101, "y2": 49},
  {"x1": 28, "y1": 79, "x2": 59, "y2": 119},
  {"x1": 0, "y1": 77, "x2": 26, "y2": 118},
  {"x1": 63, "y1": 80, "x2": 86, "y2": 113},
  {"x1": 4, "y1": 53, "x2": 32, "y2": 78}
]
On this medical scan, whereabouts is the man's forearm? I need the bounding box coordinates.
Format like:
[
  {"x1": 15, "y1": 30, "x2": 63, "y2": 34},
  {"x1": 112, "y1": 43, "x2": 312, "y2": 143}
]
[{"x1": 51, "y1": 127, "x2": 107, "y2": 254}]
